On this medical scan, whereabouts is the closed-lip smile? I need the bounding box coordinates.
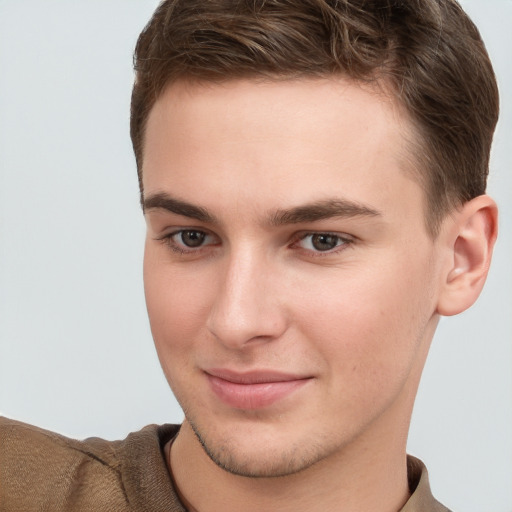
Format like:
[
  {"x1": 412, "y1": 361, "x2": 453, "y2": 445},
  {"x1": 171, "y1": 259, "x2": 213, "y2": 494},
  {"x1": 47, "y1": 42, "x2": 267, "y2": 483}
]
[{"x1": 204, "y1": 368, "x2": 313, "y2": 409}]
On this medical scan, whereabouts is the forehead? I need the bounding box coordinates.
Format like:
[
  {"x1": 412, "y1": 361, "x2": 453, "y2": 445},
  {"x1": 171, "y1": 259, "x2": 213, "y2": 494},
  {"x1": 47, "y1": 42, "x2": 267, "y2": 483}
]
[{"x1": 142, "y1": 78, "x2": 423, "y2": 226}]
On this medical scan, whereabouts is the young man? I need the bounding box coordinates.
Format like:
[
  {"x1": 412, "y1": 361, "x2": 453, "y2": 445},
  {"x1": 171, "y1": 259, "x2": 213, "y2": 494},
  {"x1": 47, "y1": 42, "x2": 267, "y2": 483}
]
[{"x1": 0, "y1": 1, "x2": 500, "y2": 511}]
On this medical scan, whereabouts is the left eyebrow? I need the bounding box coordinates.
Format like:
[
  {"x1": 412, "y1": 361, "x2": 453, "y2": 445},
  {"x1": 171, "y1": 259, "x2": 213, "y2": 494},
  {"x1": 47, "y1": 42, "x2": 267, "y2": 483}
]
[{"x1": 267, "y1": 198, "x2": 382, "y2": 226}]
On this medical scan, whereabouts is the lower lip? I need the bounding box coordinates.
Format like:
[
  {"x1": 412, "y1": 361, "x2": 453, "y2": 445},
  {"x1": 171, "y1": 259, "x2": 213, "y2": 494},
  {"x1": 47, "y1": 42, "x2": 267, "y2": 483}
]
[{"x1": 206, "y1": 375, "x2": 311, "y2": 410}]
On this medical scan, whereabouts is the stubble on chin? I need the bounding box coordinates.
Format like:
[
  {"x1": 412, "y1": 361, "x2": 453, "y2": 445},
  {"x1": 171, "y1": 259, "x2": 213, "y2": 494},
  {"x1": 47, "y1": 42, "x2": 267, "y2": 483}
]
[{"x1": 185, "y1": 416, "x2": 334, "y2": 479}]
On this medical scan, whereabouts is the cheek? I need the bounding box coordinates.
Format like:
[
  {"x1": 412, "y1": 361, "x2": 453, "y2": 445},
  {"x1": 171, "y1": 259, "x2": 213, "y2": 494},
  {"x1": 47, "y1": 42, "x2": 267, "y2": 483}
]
[
  {"x1": 143, "y1": 247, "x2": 213, "y2": 355},
  {"x1": 292, "y1": 256, "x2": 435, "y2": 394}
]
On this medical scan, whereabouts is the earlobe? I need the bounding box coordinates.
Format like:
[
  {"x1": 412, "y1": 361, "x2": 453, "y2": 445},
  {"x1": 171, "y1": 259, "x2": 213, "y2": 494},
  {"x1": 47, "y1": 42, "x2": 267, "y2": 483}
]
[{"x1": 436, "y1": 195, "x2": 498, "y2": 317}]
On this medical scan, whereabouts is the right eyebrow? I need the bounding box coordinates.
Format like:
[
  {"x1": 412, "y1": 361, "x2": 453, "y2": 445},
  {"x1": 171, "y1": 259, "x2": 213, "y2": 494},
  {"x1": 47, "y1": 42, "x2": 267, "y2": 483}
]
[{"x1": 143, "y1": 192, "x2": 217, "y2": 224}]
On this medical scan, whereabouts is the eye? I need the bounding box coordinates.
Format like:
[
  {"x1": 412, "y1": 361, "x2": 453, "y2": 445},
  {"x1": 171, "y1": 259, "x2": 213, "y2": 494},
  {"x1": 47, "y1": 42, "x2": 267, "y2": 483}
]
[
  {"x1": 174, "y1": 230, "x2": 208, "y2": 248},
  {"x1": 159, "y1": 229, "x2": 218, "y2": 254},
  {"x1": 295, "y1": 233, "x2": 351, "y2": 253}
]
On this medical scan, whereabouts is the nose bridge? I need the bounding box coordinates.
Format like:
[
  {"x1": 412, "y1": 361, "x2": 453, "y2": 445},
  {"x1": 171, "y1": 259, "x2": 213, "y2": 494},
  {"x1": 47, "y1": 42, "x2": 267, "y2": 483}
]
[{"x1": 207, "y1": 243, "x2": 286, "y2": 348}]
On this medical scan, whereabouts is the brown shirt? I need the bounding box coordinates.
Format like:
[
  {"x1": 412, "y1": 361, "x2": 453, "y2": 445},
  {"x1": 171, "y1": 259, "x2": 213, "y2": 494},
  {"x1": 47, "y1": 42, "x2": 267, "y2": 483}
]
[{"x1": 0, "y1": 417, "x2": 451, "y2": 512}]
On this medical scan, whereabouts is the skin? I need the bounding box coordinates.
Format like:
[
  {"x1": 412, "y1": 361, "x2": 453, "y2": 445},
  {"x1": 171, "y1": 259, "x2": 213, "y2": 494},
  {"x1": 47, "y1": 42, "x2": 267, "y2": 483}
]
[{"x1": 142, "y1": 78, "x2": 497, "y2": 512}]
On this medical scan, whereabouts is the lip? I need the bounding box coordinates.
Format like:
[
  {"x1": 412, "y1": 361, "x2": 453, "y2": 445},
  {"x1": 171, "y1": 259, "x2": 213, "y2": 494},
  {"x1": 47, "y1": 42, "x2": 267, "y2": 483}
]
[{"x1": 204, "y1": 369, "x2": 312, "y2": 410}]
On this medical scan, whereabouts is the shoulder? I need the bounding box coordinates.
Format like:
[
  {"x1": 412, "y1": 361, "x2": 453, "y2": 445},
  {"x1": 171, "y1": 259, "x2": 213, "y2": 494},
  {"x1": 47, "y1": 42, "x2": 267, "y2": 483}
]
[
  {"x1": 0, "y1": 417, "x2": 181, "y2": 512},
  {"x1": 0, "y1": 416, "x2": 128, "y2": 511},
  {"x1": 0, "y1": 416, "x2": 123, "y2": 466}
]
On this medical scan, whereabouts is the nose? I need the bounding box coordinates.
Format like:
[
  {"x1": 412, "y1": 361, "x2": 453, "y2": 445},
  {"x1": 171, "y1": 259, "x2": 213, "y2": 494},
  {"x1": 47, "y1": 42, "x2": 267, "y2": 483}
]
[{"x1": 206, "y1": 249, "x2": 288, "y2": 349}]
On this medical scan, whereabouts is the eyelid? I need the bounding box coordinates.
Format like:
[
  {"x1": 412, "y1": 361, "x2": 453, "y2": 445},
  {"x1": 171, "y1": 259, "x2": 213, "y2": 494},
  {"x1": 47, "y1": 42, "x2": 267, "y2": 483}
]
[
  {"x1": 157, "y1": 227, "x2": 219, "y2": 255},
  {"x1": 291, "y1": 231, "x2": 354, "y2": 256}
]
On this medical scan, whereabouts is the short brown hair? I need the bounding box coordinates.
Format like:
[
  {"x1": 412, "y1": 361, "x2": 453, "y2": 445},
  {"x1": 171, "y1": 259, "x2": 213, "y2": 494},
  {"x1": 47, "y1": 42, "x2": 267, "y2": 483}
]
[{"x1": 131, "y1": 0, "x2": 499, "y2": 235}]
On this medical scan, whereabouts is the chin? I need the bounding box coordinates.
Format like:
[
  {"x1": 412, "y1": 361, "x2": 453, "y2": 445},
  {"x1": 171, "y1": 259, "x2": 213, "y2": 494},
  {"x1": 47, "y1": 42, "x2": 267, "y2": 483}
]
[{"x1": 187, "y1": 415, "x2": 336, "y2": 478}]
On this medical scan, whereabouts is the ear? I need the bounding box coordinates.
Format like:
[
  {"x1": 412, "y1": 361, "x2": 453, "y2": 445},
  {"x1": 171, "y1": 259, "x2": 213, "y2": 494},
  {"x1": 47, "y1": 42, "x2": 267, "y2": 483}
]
[{"x1": 436, "y1": 195, "x2": 498, "y2": 317}]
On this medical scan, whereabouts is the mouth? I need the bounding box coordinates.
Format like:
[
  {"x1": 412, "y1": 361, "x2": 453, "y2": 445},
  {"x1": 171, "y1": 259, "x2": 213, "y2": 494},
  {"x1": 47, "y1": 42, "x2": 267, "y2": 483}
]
[{"x1": 204, "y1": 368, "x2": 313, "y2": 410}]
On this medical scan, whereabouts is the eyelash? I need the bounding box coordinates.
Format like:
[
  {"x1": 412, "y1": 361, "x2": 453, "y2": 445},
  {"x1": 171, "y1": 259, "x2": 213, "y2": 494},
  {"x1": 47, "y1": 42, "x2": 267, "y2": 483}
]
[
  {"x1": 157, "y1": 229, "x2": 219, "y2": 255},
  {"x1": 157, "y1": 229, "x2": 354, "y2": 257},
  {"x1": 291, "y1": 232, "x2": 353, "y2": 257}
]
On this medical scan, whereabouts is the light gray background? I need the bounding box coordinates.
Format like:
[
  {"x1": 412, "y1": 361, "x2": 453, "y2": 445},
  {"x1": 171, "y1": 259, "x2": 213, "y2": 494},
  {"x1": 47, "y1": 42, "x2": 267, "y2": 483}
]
[{"x1": 0, "y1": 1, "x2": 510, "y2": 511}]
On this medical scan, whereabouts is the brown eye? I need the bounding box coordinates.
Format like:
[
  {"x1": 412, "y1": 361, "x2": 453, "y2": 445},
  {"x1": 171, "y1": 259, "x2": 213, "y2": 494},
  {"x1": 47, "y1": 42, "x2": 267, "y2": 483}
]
[
  {"x1": 295, "y1": 232, "x2": 350, "y2": 254},
  {"x1": 162, "y1": 229, "x2": 219, "y2": 255},
  {"x1": 180, "y1": 230, "x2": 206, "y2": 247},
  {"x1": 310, "y1": 234, "x2": 341, "y2": 251}
]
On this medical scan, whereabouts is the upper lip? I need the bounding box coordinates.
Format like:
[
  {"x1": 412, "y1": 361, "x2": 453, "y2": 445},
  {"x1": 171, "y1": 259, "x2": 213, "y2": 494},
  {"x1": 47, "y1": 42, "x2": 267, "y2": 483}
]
[{"x1": 204, "y1": 368, "x2": 311, "y2": 384}]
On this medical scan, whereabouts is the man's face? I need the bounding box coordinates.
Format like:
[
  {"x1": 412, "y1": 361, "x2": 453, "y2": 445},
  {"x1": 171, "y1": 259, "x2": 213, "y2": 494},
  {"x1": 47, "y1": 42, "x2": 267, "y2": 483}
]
[{"x1": 142, "y1": 78, "x2": 442, "y2": 477}]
